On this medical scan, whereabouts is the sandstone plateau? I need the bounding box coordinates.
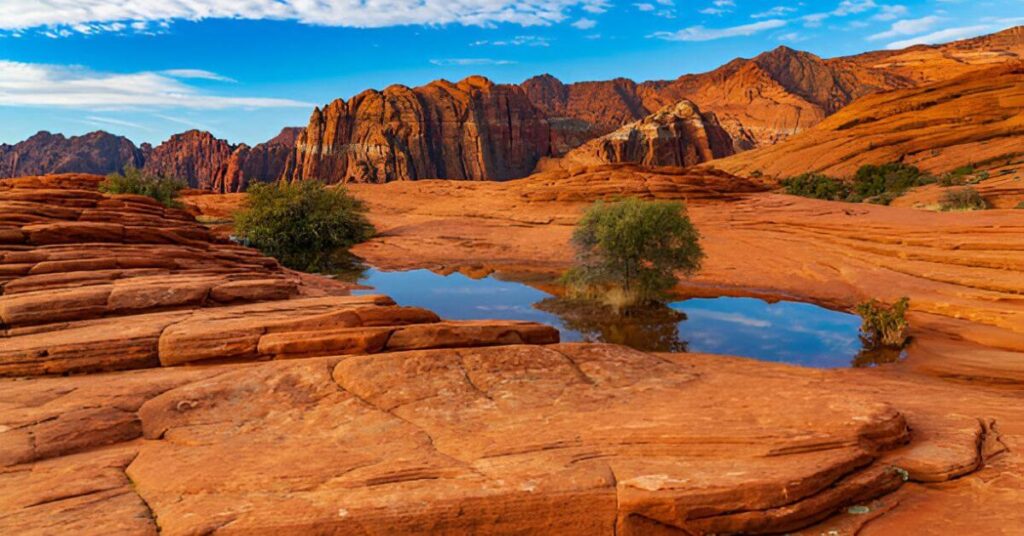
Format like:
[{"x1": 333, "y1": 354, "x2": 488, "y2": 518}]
[{"x1": 4, "y1": 172, "x2": 1023, "y2": 534}]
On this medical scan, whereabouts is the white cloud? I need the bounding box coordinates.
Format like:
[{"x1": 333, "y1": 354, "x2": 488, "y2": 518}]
[
  {"x1": 162, "y1": 69, "x2": 236, "y2": 82},
  {"x1": 885, "y1": 24, "x2": 992, "y2": 49},
  {"x1": 869, "y1": 15, "x2": 942, "y2": 40},
  {"x1": 0, "y1": 0, "x2": 606, "y2": 33},
  {"x1": 0, "y1": 60, "x2": 310, "y2": 110},
  {"x1": 571, "y1": 17, "x2": 597, "y2": 29},
  {"x1": 429, "y1": 58, "x2": 515, "y2": 66},
  {"x1": 802, "y1": 13, "x2": 830, "y2": 27},
  {"x1": 650, "y1": 19, "x2": 787, "y2": 41},
  {"x1": 752, "y1": 6, "x2": 797, "y2": 19},
  {"x1": 873, "y1": 4, "x2": 908, "y2": 21},
  {"x1": 472, "y1": 35, "x2": 550, "y2": 46},
  {"x1": 82, "y1": 115, "x2": 152, "y2": 130},
  {"x1": 635, "y1": 3, "x2": 655, "y2": 11},
  {"x1": 700, "y1": 7, "x2": 728, "y2": 15},
  {"x1": 832, "y1": 0, "x2": 877, "y2": 16}
]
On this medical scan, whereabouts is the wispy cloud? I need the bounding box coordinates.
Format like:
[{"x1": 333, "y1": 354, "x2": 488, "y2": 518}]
[
  {"x1": 162, "y1": 69, "x2": 236, "y2": 82},
  {"x1": 650, "y1": 19, "x2": 787, "y2": 41},
  {"x1": 0, "y1": 0, "x2": 605, "y2": 34},
  {"x1": 868, "y1": 15, "x2": 942, "y2": 40},
  {"x1": 885, "y1": 24, "x2": 992, "y2": 49},
  {"x1": 873, "y1": 4, "x2": 908, "y2": 21},
  {"x1": 471, "y1": 35, "x2": 550, "y2": 47},
  {"x1": 82, "y1": 115, "x2": 152, "y2": 130},
  {"x1": 0, "y1": 60, "x2": 310, "y2": 110},
  {"x1": 429, "y1": 58, "x2": 516, "y2": 66},
  {"x1": 751, "y1": 6, "x2": 797, "y2": 19}
]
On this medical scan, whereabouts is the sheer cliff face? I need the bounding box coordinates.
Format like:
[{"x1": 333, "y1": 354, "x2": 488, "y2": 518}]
[
  {"x1": 0, "y1": 131, "x2": 143, "y2": 178},
  {"x1": 286, "y1": 76, "x2": 551, "y2": 184},
  {"x1": 563, "y1": 100, "x2": 735, "y2": 168},
  {"x1": 142, "y1": 128, "x2": 301, "y2": 193}
]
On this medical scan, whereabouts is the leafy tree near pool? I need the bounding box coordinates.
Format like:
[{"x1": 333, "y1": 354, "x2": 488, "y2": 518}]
[
  {"x1": 564, "y1": 197, "x2": 703, "y2": 309},
  {"x1": 233, "y1": 180, "x2": 374, "y2": 272}
]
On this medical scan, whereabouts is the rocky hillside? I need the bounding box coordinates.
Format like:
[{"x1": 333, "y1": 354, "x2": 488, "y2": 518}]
[
  {"x1": 0, "y1": 128, "x2": 301, "y2": 193},
  {"x1": 561, "y1": 100, "x2": 734, "y2": 168},
  {"x1": 525, "y1": 26, "x2": 1023, "y2": 153},
  {"x1": 284, "y1": 76, "x2": 550, "y2": 184},
  {"x1": 0, "y1": 131, "x2": 144, "y2": 178},
  {"x1": 711, "y1": 64, "x2": 1024, "y2": 179}
]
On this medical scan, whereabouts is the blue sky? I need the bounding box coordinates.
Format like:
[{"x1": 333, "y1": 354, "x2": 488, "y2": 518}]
[{"x1": 1, "y1": 0, "x2": 1020, "y2": 146}]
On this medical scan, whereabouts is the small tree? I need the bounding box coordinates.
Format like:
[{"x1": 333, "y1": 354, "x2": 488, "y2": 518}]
[
  {"x1": 564, "y1": 198, "x2": 703, "y2": 309},
  {"x1": 100, "y1": 165, "x2": 185, "y2": 208},
  {"x1": 234, "y1": 180, "x2": 374, "y2": 271},
  {"x1": 855, "y1": 297, "x2": 910, "y2": 350},
  {"x1": 939, "y1": 187, "x2": 988, "y2": 211}
]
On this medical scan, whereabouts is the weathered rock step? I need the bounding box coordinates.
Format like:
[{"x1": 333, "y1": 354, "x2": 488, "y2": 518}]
[
  {"x1": 0, "y1": 273, "x2": 299, "y2": 329},
  {"x1": 0, "y1": 295, "x2": 559, "y2": 376},
  {"x1": 2, "y1": 344, "x2": 992, "y2": 535}
]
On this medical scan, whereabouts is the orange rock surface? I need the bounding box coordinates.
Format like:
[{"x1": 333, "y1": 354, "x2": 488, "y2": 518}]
[
  {"x1": 6, "y1": 172, "x2": 1024, "y2": 534},
  {"x1": 711, "y1": 64, "x2": 1024, "y2": 179}
]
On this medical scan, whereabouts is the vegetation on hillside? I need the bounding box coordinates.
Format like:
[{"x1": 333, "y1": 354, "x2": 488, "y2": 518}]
[
  {"x1": 100, "y1": 165, "x2": 186, "y2": 208},
  {"x1": 780, "y1": 163, "x2": 934, "y2": 204},
  {"x1": 233, "y1": 180, "x2": 374, "y2": 272},
  {"x1": 939, "y1": 187, "x2": 989, "y2": 211},
  {"x1": 563, "y1": 198, "x2": 703, "y2": 310}
]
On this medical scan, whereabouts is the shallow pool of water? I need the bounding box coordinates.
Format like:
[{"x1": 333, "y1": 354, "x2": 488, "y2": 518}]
[{"x1": 355, "y1": 268, "x2": 865, "y2": 367}]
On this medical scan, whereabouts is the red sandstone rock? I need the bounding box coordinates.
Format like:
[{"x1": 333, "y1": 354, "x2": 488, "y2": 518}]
[
  {"x1": 0, "y1": 131, "x2": 143, "y2": 178},
  {"x1": 563, "y1": 100, "x2": 735, "y2": 167},
  {"x1": 286, "y1": 76, "x2": 551, "y2": 183}
]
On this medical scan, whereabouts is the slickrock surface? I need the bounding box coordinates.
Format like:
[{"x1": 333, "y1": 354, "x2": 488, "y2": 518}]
[
  {"x1": 712, "y1": 64, "x2": 1024, "y2": 179},
  {"x1": 285, "y1": 76, "x2": 550, "y2": 184},
  {"x1": 4, "y1": 172, "x2": 1022, "y2": 534},
  {"x1": 0, "y1": 174, "x2": 556, "y2": 377},
  {"x1": 891, "y1": 162, "x2": 1024, "y2": 210},
  {"x1": 562, "y1": 100, "x2": 735, "y2": 168},
  {"x1": 2, "y1": 344, "x2": 1017, "y2": 535},
  {"x1": 317, "y1": 167, "x2": 1024, "y2": 384}
]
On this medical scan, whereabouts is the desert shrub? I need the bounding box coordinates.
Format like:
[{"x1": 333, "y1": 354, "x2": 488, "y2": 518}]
[
  {"x1": 855, "y1": 297, "x2": 910, "y2": 350},
  {"x1": 564, "y1": 198, "x2": 703, "y2": 309},
  {"x1": 234, "y1": 180, "x2": 374, "y2": 271},
  {"x1": 850, "y1": 163, "x2": 934, "y2": 204},
  {"x1": 100, "y1": 166, "x2": 185, "y2": 208},
  {"x1": 939, "y1": 187, "x2": 988, "y2": 211},
  {"x1": 780, "y1": 173, "x2": 850, "y2": 201},
  {"x1": 1015, "y1": 201, "x2": 1024, "y2": 209}
]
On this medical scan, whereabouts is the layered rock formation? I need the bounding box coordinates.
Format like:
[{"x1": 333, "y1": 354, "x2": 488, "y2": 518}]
[
  {"x1": 143, "y1": 128, "x2": 300, "y2": 193},
  {"x1": 285, "y1": 76, "x2": 550, "y2": 183},
  {"x1": 0, "y1": 131, "x2": 143, "y2": 178},
  {"x1": 711, "y1": 64, "x2": 1024, "y2": 179},
  {"x1": 0, "y1": 174, "x2": 556, "y2": 376},
  {"x1": 562, "y1": 100, "x2": 735, "y2": 167}
]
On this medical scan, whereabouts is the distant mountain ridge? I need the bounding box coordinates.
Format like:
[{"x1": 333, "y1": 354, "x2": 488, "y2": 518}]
[{"x1": 2, "y1": 26, "x2": 1021, "y2": 187}]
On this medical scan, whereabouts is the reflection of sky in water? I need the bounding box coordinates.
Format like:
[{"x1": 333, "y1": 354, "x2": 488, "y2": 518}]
[{"x1": 356, "y1": 269, "x2": 862, "y2": 368}]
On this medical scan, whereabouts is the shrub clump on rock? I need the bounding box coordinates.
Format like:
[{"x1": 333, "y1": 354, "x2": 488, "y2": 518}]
[
  {"x1": 780, "y1": 163, "x2": 934, "y2": 205},
  {"x1": 564, "y1": 197, "x2": 703, "y2": 310},
  {"x1": 939, "y1": 187, "x2": 989, "y2": 211},
  {"x1": 100, "y1": 165, "x2": 186, "y2": 208},
  {"x1": 234, "y1": 180, "x2": 374, "y2": 271},
  {"x1": 855, "y1": 297, "x2": 910, "y2": 350}
]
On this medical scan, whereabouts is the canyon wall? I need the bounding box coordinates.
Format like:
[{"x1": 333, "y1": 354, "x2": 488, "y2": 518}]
[{"x1": 285, "y1": 76, "x2": 550, "y2": 183}]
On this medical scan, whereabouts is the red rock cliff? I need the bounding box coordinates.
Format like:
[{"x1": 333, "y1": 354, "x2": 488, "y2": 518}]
[
  {"x1": 286, "y1": 76, "x2": 550, "y2": 183},
  {"x1": 563, "y1": 100, "x2": 735, "y2": 167},
  {"x1": 0, "y1": 131, "x2": 144, "y2": 178}
]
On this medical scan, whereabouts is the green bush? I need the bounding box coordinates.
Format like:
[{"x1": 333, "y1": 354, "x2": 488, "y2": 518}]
[
  {"x1": 564, "y1": 198, "x2": 703, "y2": 309},
  {"x1": 939, "y1": 187, "x2": 988, "y2": 211},
  {"x1": 99, "y1": 166, "x2": 185, "y2": 208},
  {"x1": 780, "y1": 173, "x2": 850, "y2": 201},
  {"x1": 234, "y1": 181, "x2": 374, "y2": 271},
  {"x1": 850, "y1": 163, "x2": 933, "y2": 204},
  {"x1": 1015, "y1": 201, "x2": 1024, "y2": 209},
  {"x1": 855, "y1": 297, "x2": 910, "y2": 350}
]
